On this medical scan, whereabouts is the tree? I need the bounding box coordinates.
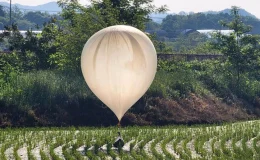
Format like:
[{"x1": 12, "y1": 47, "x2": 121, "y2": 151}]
[
  {"x1": 4, "y1": 24, "x2": 25, "y2": 51},
  {"x1": 49, "y1": 0, "x2": 167, "y2": 70},
  {"x1": 90, "y1": 0, "x2": 167, "y2": 30},
  {"x1": 0, "y1": 18, "x2": 60, "y2": 70},
  {"x1": 211, "y1": 6, "x2": 260, "y2": 92},
  {"x1": 24, "y1": 11, "x2": 51, "y2": 27},
  {"x1": 15, "y1": 19, "x2": 35, "y2": 30},
  {"x1": 172, "y1": 32, "x2": 209, "y2": 53},
  {"x1": 0, "y1": 5, "x2": 5, "y2": 17},
  {"x1": 145, "y1": 21, "x2": 161, "y2": 31},
  {"x1": 160, "y1": 11, "x2": 260, "y2": 38}
]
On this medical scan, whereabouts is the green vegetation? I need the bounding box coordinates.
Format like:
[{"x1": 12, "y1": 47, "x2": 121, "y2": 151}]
[
  {"x1": 148, "y1": 7, "x2": 260, "y2": 54},
  {"x1": 159, "y1": 9, "x2": 260, "y2": 36},
  {"x1": 0, "y1": 1, "x2": 260, "y2": 127},
  {"x1": 0, "y1": 59, "x2": 258, "y2": 126},
  {"x1": 211, "y1": 7, "x2": 260, "y2": 94},
  {"x1": 0, "y1": 120, "x2": 259, "y2": 159},
  {"x1": 0, "y1": 4, "x2": 57, "y2": 30}
]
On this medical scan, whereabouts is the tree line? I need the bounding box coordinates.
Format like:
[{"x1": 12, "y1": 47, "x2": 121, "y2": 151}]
[
  {"x1": 0, "y1": 5, "x2": 58, "y2": 30},
  {"x1": 146, "y1": 11, "x2": 260, "y2": 37}
]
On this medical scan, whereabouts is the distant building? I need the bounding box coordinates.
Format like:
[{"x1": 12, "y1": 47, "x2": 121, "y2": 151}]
[
  {"x1": 19, "y1": 30, "x2": 42, "y2": 37},
  {"x1": 197, "y1": 29, "x2": 234, "y2": 38},
  {"x1": 180, "y1": 29, "x2": 198, "y2": 35},
  {"x1": 145, "y1": 29, "x2": 235, "y2": 41},
  {"x1": 0, "y1": 30, "x2": 42, "y2": 38}
]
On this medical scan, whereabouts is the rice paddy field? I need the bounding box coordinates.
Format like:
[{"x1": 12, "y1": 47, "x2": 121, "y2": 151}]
[{"x1": 0, "y1": 120, "x2": 259, "y2": 160}]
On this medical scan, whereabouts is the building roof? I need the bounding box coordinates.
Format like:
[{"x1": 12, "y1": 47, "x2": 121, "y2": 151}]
[
  {"x1": 181, "y1": 29, "x2": 197, "y2": 35},
  {"x1": 197, "y1": 29, "x2": 234, "y2": 38},
  {"x1": 0, "y1": 30, "x2": 42, "y2": 37}
]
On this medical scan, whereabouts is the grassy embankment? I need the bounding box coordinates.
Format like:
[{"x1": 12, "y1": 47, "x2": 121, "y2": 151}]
[{"x1": 1, "y1": 59, "x2": 260, "y2": 127}]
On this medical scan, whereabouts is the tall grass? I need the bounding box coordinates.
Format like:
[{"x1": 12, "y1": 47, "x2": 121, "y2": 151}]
[
  {"x1": 0, "y1": 67, "x2": 206, "y2": 110},
  {"x1": 0, "y1": 59, "x2": 259, "y2": 126},
  {"x1": 0, "y1": 70, "x2": 93, "y2": 110},
  {"x1": 147, "y1": 69, "x2": 205, "y2": 99}
]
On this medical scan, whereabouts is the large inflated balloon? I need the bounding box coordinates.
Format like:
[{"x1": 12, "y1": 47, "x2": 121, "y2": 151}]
[{"x1": 81, "y1": 25, "x2": 157, "y2": 121}]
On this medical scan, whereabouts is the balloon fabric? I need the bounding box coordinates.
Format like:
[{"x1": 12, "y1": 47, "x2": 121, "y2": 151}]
[{"x1": 81, "y1": 25, "x2": 157, "y2": 122}]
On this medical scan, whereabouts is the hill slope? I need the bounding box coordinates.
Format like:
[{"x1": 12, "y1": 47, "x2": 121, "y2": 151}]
[
  {"x1": 0, "y1": 2, "x2": 61, "y2": 13},
  {"x1": 205, "y1": 8, "x2": 257, "y2": 19},
  {"x1": 0, "y1": 2, "x2": 257, "y2": 21},
  {"x1": 151, "y1": 8, "x2": 258, "y2": 23}
]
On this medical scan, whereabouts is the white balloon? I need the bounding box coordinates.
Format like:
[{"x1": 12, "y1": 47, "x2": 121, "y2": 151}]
[{"x1": 81, "y1": 25, "x2": 157, "y2": 121}]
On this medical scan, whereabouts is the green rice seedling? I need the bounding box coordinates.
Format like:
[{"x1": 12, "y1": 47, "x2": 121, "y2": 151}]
[
  {"x1": 129, "y1": 141, "x2": 135, "y2": 152},
  {"x1": 72, "y1": 148, "x2": 84, "y2": 160},
  {"x1": 0, "y1": 143, "x2": 8, "y2": 160},
  {"x1": 231, "y1": 135, "x2": 244, "y2": 160},
  {"x1": 97, "y1": 149, "x2": 107, "y2": 159},
  {"x1": 119, "y1": 154, "x2": 133, "y2": 160},
  {"x1": 40, "y1": 149, "x2": 50, "y2": 160},
  {"x1": 253, "y1": 135, "x2": 260, "y2": 159},
  {"x1": 174, "y1": 136, "x2": 187, "y2": 159},
  {"x1": 195, "y1": 135, "x2": 208, "y2": 157},
  {"x1": 106, "y1": 142, "x2": 113, "y2": 156},
  {"x1": 138, "y1": 136, "x2": 152, "y2": 159},
  {"x1": 62, "y1": 144, "x2": 74, "y2": 160},
  {"x1": 0, "y1": 120, "x2": 260, "y2": 159},
  {"x1": 49, "y1": 144, "x2": 62, "y2": 160},
  {"x1": 160, "y1": 135, "x2": 175, "y2": 159},
  {"x1": 150, "y1": 138, "x2": 164, "y2": 159},
  {"x1": 93, "y1": 140, "x2": 102, "y2": 155},
  {"x1": 28, "y1": 150, "x2": 37, "y2": 160},
  {"x1": 241, "y1": 137, "x2": 254, "y2": 159},
  {"x1": 138, "y1": 140, "x2": 146, "y2": 151},
  {"x1": 212, "y1": 138, "x2": 223, "y2": 157},
  {"x1": 220, "y1": 135, "x2": 232, "y2": 158},
  {"x1": 183, "y1": 135, "x2": 192, "y2": 158},
  {"x1": 130, "y1": 150, "x2": 144, "y2": 160},
  {"x1": 173, "y1": 135, "x2": 182, "y2": 155}
]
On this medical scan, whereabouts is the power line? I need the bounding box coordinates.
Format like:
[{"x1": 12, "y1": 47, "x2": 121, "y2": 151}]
[{"x1": 9, "y1": 0, "x2": 11, "y2": 25}]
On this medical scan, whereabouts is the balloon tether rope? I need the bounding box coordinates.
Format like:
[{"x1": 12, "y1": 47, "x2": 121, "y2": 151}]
[{"x1": 117, "y1": 121, "x2": 121, "y2": 128}]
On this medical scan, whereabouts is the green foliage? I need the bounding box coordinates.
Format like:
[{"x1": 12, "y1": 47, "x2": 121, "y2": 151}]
[
  {"x1": 0, "y1": 70, "x2": 92, "y2": 110},
  {"x1": 148, "y1": 60, "x2": 205, "y2": 98},
  {"x1": 50, "y1": 2, "x2": 103, "y2": 70},
  {"x1": 0, "y1": 2, "x2": 260, "y2": 127},
  {"x1": 50, "y1": 0, "x2": 167, "y2": 70},
  {"x1": 24, "y1": 11, "x2": 51, "y2": 26},
  {"x1": 171, "y1": 32, "x2": 212, "y2": 54},
  {"x1": 0, "y1": 5, "x2": 56, "y2": 30},
  {"x1": 89, "y1": 0, "x2": 168, "y2": 30},
  {"x1": 210, "y1": 6, "x2": 260, "y2": 96},
  {"x1": 145, "y1": 21, "x2": 161, "y2": 31},
  {"x1": 0, "y1": 51, "x2": 23, "y2": 83},
  {"x1": 161, "y1": 11, "x2": 260, "y2": 36},
  {"x1": 0, "y1": 5, "x2": 5, "y2": 17},
  {"x1": 156, "y1": 58, "x2": 260, "y2": 103},
  {"x1": 149, "y1": 34, "x2": 172, "y2": 53},
  {"x1": 37, "y1": 22, "x2": 60, "y2": 69},
  {"x1": 0, "y1": 21, "x2": 59, "y2": 70}
]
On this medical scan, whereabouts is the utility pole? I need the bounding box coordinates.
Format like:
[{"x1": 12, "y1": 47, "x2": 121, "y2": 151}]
[{"x1": 10, "y1": 0, "x2": 11, "y2": 25}]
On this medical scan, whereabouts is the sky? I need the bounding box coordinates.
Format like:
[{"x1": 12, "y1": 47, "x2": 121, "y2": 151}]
[{"x1": 1, "y1": 0, "x2": 260, "y2": 18}]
